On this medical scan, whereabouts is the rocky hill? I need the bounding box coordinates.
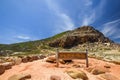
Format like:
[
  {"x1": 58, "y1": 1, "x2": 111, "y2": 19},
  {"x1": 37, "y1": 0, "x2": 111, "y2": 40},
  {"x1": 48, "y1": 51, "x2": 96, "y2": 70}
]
[
  {"x1": 0, "y1": 26, "x2": 115, "y2": 56},
  {"x1": 49, "y1": 26, "x2": 113, "y2": 48}
]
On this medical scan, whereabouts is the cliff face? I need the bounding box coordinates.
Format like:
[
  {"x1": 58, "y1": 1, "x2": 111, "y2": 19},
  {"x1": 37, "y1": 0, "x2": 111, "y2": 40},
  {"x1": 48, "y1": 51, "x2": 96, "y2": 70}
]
[{"x1": 49, "y1": 26, "x2": 113, "y2": 48}]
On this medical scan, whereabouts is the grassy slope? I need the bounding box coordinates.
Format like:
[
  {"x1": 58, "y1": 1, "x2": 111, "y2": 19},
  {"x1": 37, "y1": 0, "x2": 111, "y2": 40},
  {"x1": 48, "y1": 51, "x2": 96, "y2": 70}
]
[{"x1": 0, "y1": 31, "x2": 69, "y2": 53}]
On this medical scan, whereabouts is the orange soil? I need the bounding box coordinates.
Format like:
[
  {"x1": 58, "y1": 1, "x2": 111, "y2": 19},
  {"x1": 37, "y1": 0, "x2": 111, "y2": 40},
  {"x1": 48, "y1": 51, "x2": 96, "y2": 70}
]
[{"x1": 0, "y1": 58, "x2": 120, "y2": 80}]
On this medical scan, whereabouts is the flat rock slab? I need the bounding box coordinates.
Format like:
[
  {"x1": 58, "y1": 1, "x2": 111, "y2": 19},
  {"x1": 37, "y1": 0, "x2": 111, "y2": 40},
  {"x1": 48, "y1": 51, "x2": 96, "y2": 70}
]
[
  {"x1": 8, "y1": 73, "x2": 31, "y2": 80},
  {"x1": 65, "y1": 68, "x2": 88, "y2": 80}
]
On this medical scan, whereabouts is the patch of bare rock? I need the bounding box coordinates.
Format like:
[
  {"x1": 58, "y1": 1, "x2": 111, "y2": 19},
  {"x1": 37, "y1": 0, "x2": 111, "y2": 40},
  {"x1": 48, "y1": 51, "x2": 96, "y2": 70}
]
[{"x1": 8, "y1": 73, "x2": 31, "y2": 80}]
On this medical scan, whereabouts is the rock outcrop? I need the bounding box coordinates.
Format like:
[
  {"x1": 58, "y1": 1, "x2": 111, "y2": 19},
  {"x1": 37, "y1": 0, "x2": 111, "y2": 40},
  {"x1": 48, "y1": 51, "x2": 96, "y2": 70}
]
[
  {"x1": 49, "y1": 26, "x2": 113, "y2": 48},
  {"x1": 65, "y1": 69, "x2": 88, "y2": 80},
  {"x1": 0, "y1": 64, "x2": 5, "y2": 75}
]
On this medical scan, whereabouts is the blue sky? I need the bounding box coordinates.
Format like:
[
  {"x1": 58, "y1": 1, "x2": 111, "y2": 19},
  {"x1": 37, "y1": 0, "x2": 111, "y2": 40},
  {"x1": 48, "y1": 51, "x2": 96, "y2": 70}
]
[{"x1": 0, "y1": 0, "x2": 120, "y2": 44}]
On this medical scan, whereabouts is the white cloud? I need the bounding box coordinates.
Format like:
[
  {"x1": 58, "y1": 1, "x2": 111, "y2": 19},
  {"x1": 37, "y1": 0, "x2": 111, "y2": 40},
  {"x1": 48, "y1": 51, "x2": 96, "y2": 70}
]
[
  {"x1": 54, "y1": 13, "x2": 75, "y2": 33},
  {"x1": 82, "y1": 12, "x2": 95, "y2": 26},
  {"x1": 81, "y1": 0, "x2": 106, "y2": 26},
  {"x1": 101, "y1": 19, "x2": 120, "y2": 39},
  {"x1": 45, "y1": 0, "x2": 75, "y2": 33},
  {"x1": 11, "y1": 34, "x2": 39, "y2": 43},
  {"x1": 16, "y1": 35, "x2": 30, "y2": 40}
]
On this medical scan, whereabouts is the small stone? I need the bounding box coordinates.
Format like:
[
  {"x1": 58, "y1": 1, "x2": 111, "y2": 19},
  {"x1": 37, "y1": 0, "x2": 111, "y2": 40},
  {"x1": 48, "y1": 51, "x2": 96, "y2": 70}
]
[
  {"x1": 50, "y1": 75, "x2": 61, "y2": 80},
  {"x1": 104, "y1": 64, "x2": 111, "y2": 68},
  {"x1": 32, "y1": 55, "x2": 39, "y2": 60}
]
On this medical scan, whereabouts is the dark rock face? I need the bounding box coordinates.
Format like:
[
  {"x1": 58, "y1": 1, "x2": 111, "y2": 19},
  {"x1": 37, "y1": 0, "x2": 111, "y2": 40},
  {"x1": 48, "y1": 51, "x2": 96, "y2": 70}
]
[{"x1": 49, "y1": 26, "x2": 113, "y2": 48}]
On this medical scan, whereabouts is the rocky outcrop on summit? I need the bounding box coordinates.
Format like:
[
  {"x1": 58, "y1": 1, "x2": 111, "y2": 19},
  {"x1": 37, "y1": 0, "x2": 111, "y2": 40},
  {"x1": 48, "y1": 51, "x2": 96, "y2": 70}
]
[{"x1": 49, "y1": 26, "x2": 113, "y2": 48}]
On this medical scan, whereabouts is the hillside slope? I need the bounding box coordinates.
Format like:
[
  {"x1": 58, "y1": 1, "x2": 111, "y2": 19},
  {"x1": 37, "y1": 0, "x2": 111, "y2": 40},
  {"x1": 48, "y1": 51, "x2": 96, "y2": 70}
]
[{"x1": 0, "y1": 31, "x2": 69, "y2": 55}]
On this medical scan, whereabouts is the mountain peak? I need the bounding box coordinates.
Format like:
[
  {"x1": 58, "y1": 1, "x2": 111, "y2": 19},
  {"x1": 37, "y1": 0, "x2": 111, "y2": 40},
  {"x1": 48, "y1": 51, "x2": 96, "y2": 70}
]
[
  {"x1": 77, "y1": 26, "x2": 95, "y2": 30},
  {"x1": 49, "y1": 26, "x2": 113, "y2": 48},
  {"x1": 75, "y1": 26, "x2": 99, "y2": 33}
]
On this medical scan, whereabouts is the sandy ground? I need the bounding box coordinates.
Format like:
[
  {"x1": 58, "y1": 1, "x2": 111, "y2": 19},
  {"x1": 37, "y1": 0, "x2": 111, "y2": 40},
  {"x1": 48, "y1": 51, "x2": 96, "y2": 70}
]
[{"x1": 0, "y1": 58, "x2": 120, "y2": 80}]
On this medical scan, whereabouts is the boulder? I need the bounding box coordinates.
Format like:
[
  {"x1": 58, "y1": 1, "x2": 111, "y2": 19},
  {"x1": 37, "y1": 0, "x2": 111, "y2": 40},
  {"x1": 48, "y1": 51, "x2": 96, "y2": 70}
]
[
  {"x1": 59, "y1": 60, "x2": 72, "y2": 64},
  {"x1": 59, "y1": 60, "x2": 65, "y2": 64},
  {"x1": 66, "y1": 69, "x2": 88, "y2": 80},
  {"x1": 26, "y1": 56, "x2": 33, "y2": 62},
  {"x1": 0, "y1": 64, "x2": 5, "y2": 75},
  {"x1": 2, "y1": 62, "x2": 13, "y2": 70},
  {"x1": 39, "y1": 54, "x2": 46, "y2": 59},
  {"x1": 104, "y1": 64, "x2": 111, "y2": 68},
  {"x1": 91, "y1": 67, "x2": 106, "y2": 75},
  {"x1": 46, "y1": 56, "x2": 56, "y2": 63},
  {"x1": 13, "y1": 57, "x2": 22, "y2": 65},
  {"x1": 0, "y1": 59, "x2": 5, "y2": 63},
  {"x1": 4, "y1": 57, "x2": 14, "y2": 62},
  {"x1": 31, "y1": 55, "x2": 39, "y2": 60},
  {"x1": 50, "y1": 75, "x2": 61, "y2": 80},
  {"x1": 22, "y1": 57, "x2": 28, "y2": 63},
  {"x1": 8, "y1": 73, "x2": 31, "y2": 80}
]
